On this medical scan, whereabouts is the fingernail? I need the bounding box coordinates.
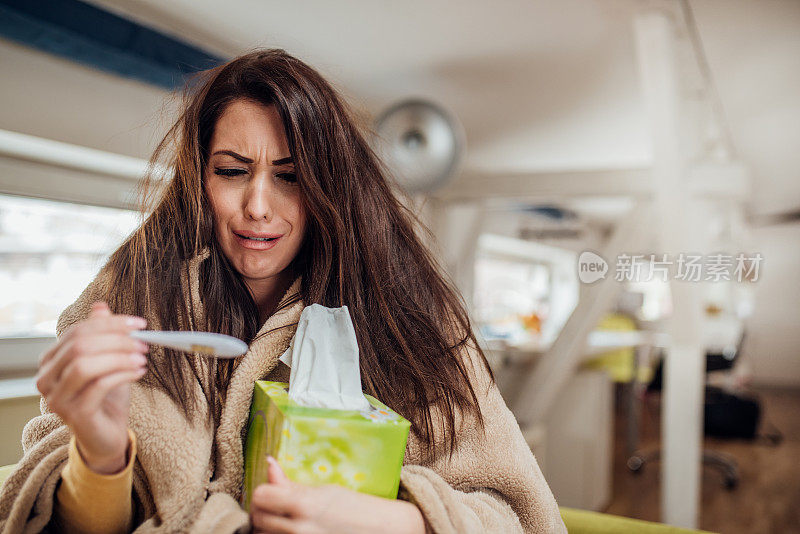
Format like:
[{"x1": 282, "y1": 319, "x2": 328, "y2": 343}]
[
  {"x1": 126, "y1": 317, "x2": 147, "y2": 328},
  {"x1": 134, "y1": 340, "x2": 149, "y2": 352},
  {"x1": 130, "y1": 353, "x2": 147, "y2": 365}
]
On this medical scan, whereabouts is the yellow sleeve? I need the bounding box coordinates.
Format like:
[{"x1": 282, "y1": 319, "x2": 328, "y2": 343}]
[{"x1": 54, "y1": 428, "x2": 137, "y2": 534}]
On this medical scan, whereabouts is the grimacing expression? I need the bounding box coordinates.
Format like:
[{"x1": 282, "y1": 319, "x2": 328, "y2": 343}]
[{"x1": 204, "y1": 99, "x2": 306, "y2": 288}]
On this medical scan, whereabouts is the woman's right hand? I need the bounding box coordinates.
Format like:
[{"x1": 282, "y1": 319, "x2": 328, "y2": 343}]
[{"x1": 35, "y1": 301, "x2": 150, "y2": 474}]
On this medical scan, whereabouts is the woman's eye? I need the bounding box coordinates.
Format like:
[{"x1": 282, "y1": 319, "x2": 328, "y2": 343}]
[
  {"x1": 214, "y1": 168, "x2": 246, "y2": 177},
  {"x1": 276, "y1": 172, "x2": 298, "y2": 183}
]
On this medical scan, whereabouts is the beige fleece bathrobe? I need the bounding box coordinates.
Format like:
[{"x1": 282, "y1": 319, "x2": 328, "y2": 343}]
[{"x1": 0, "y1": 250, "x2": 565, "y2": 534}]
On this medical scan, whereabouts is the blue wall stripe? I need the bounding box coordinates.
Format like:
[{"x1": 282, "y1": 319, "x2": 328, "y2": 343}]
[{"x1": 0, "y1": 0, "x2": 225, "y2": 89}]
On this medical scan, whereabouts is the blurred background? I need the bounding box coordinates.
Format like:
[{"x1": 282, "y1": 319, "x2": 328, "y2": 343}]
[{"x1": 0, "y1": 0, "x2": 798, "y2": 532}]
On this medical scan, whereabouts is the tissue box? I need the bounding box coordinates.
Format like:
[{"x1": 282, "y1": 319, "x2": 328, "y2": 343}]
[{"x1": 243, "y1": 381, "x2": 411, "y2": 511}]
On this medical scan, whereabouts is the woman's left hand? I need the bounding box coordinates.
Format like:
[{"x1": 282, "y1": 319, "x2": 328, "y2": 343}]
[{"x1": 250, "y1": 456, "x2": 426, "y2": 534}]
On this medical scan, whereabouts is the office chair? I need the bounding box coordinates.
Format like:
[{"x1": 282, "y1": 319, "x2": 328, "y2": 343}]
[{"x1": 626, "y1": 334, "x2": 746, "y2": 490}]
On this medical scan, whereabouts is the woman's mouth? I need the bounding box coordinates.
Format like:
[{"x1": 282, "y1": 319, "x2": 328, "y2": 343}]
[{"x1": 233, "y1": 232, "x2": 282, "y2": 250}]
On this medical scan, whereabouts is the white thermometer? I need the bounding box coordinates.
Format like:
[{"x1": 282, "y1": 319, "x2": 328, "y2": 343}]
[{"x1": 129, "y1": 330, "x2": 249, "y2": 358}]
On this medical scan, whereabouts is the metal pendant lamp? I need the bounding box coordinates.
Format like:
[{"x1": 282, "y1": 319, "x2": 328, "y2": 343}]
[{"x1": 374, "y1": 99, "x2": 465, "y2": 194}]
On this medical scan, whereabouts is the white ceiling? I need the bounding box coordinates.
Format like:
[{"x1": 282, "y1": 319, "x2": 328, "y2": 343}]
[
  {"x1": 2, "y1": 0, "x2": 798, "y2": 214},
  {"x1": 88, "y1": 0, "x2": 652, "y2": 171}
]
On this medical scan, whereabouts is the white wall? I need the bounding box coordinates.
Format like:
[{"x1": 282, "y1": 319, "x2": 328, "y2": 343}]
[
  {"x1": 743, "y1": 224, "x2": 800, "y2": 387},
  {"x1": 0, "y1": 38, "x2": 170, "y2": 159}
]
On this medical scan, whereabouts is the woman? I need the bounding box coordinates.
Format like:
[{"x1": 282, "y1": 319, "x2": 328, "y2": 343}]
[{"x1": 0, "y1": 49, "x2": 565, "y2": 533}]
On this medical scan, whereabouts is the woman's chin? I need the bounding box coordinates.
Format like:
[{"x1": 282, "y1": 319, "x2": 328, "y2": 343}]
[{"x1": 234, "y1": 259, "x2": 286, "y2": 282}]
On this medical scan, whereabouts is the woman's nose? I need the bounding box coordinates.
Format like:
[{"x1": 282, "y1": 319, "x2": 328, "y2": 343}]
[{"x1": 243, "y1": 179, "x2": 275, "y2": 221}]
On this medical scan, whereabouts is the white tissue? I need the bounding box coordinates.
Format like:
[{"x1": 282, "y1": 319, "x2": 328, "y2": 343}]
[{"x1": 278, "y1": 304, "x2": 371, "y2": 411}]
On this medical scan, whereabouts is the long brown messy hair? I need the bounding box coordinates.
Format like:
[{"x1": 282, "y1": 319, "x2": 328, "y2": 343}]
[{"x1": 102, "y1": 49, "x2": 493, "y2": 457}]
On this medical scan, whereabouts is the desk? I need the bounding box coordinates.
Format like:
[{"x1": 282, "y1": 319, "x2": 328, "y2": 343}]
[
  {"x1": 481, "y1": 330, "x2": 669, "y2": 364},
  {"x1": 482, "y1": 330, "x2": 669, "y2": 510}
]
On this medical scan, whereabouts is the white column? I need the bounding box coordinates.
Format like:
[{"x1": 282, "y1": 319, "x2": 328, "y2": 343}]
[{"x1": 634, "y1": 12, "x2": 706, "y2": 528}]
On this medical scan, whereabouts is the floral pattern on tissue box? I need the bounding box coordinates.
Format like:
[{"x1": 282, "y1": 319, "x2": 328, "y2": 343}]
[{"x1": 243, "y1": 381, "x2": 411, "y2": 511}]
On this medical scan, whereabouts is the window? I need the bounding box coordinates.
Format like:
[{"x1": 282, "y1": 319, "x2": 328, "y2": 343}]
[
  {"x1": 474, "y1": 255, "x2": 551, "y2": 343},
  {"x1": 472, "y1": 234, "x2": 579, "y2": 347},
  {"x1": 0, "y1": 194, "x2": 140, "y2": 338}
]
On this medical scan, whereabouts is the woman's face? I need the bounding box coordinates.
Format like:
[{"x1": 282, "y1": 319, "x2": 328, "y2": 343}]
[{"x1": 204, "y1": 99, "x2": 306, "y2": 292}]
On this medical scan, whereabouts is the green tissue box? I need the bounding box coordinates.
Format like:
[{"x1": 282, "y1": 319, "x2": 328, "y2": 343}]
[{"x1": 243, "y1": 381, "x2": 411, "y2": 511}]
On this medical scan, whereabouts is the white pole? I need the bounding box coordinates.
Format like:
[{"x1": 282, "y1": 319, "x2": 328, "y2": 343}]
[
  {"x1": 0, "y1": 128, "x2": 151, "y2": 181},
  {"x1": 634, "y1": 12, "x2": 706, "y2": 528}
]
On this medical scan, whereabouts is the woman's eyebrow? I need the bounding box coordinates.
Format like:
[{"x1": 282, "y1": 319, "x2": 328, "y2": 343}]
[
  {"x1": 211, "y1": 150, "x2": 293, "y2": 166},
  {"x1": 213, "y1": 150, "x2": 253, "y2": 163}
]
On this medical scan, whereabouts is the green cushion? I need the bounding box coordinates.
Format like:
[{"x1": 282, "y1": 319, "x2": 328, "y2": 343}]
[{"x1": 561, "y1": 507, "x2": 716, "y2": 534}]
